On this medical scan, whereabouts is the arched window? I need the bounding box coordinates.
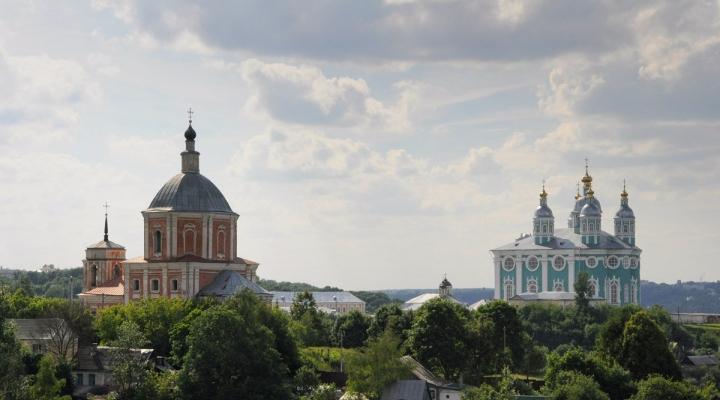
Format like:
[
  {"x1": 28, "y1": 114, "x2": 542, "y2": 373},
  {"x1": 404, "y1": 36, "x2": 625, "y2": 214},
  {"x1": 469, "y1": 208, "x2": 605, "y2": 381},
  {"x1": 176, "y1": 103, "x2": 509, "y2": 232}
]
[
  {"x1": 113, "y1": 264, "x2": 121, "y2": 278},
  {"x1": 503, "y1": 257, "x2": 515, "y2": 271},
  {"x1": 554, "y1": 280, "x2": 564, "y2": 292},
  {"x1": 582, "y1": 221, "x2": 587, "y2": 232},
  {"x1": 589, "y1": 221, "x2": 594, "y2": 232},
  {"x1": 217, "y1": 229, "x2": 226, "y2": 258},
  {"x1": 91, "y1": 265, "x2": 98, "y2": 287},
  {"x1": 527, "y1": 280, "x2": 538, "y2": 294},
  {"x1": 542, "y1": 224, "x2": 547, "y2": 233},
  {"x1": 609, "y1": 281, "x2": 619, "y2": 304},
  {"x1": 153, "y1": 231, "x2": 162, "y2": 255},
  {"x1": 588, "y1": 280, "x2": 596, "y2": 298},
  {"x1": 183, "y1": 228, "x2": 196, "y2": 255},
  {"x1": 504, "y1": 282, "x2": 514, "y2": 301}
]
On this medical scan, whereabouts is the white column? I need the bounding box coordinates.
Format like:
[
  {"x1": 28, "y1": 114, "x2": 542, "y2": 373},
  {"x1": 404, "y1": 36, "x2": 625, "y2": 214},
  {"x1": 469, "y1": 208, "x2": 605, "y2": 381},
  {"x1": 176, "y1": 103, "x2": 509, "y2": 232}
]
[
  {"x1": 515, "y1": 257, "x2": 522, "y2": 295},
  {"x1": 568, "y1": 255, "x2": 575, "y2": 292},
  {"x1": 541, "y1": 256, "x2": 548, "y2": 292},
  {"x1": 493, "y1": 256, "x2": 500, "y2": 300}
]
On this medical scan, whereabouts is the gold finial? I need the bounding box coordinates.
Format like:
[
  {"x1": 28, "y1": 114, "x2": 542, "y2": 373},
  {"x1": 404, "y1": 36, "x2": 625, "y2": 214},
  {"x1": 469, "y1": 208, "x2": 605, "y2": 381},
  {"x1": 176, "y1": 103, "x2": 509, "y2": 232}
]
[
  {"x1": 540, "y1": 179, "x2": 548, "y2": 198},
  {"x1": 621, "y1": 179, "x2": 628, "y2": 197},
  {"x1": 581, "y1": 158, "x2": 593, "y2": 184},
  {"x1": 575, "y1": 182, "x2": 582, "y2": 200},
  {"x1": 587, "y1": 188, "x2": 595, "y2": 199}
]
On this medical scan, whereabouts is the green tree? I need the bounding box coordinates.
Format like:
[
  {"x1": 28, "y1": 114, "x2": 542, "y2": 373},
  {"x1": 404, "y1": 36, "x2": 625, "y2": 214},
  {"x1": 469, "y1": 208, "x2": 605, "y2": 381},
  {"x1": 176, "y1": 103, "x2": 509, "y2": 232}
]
[
  {"x1": 475, "y1": 300, "x2": 525, "y2": 369},
  {"x1": 596, "y1": 305, "x2": 643, "y2": 357},
  {"x1": 406, "y1": 298, "x2": 469, "y2": 381},
  {"x1": 300, "y1": 384, "x2": 338, "y2": 400},
  {"x1": 544, "y1": 346, "x2": 633, "y2": 400},
  {"x1": 619, "y1": 311, "x2": 681, "y2": 380},
  {"x1": 29, "y1": 354, "x2": 71, "y2": 400},
  {"x1": 178, "y1": 306, "x2": 291, "y2": 400},
  {"x1": 289, "y1": 291, "x2": 332, "y2": 347},
  {"x1": 0, "y1": 298, "x2": 25, "y2": 400},
  {"x1": 574, "y1": 272, "x2": 592, "y2": 312},
  {"x1": 333, "y1": 310, "x2": 371, "y2": 348},
  {"x1": 292, "y1": 291, "x2": 318, "y2": 319},
  {"x1": 346, "y1": 332, "x2": 410, "y2": 400},
  {"x1": 630, "y1": 375, "x2": 703, "y2": 400},
  {"x1": 294, "y1": 365, "x2": 321, "y2": 396},
  {"x1": 549, "y1": 371, "x2": 609, "y2": 400},
  {"x1": 109, "y1": 321, "x2": 152, "y2": 399}
]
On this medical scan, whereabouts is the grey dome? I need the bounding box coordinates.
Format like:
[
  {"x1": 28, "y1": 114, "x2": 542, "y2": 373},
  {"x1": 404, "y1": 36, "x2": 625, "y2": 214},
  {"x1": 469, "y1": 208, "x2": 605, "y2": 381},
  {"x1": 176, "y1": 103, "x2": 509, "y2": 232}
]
[
  {"x1": 580, "y1": 202, "x2": 601, "y2": 217},
  {"x1": 535, "y1": 205, "x2": 554, "y2": 218},
  {"x1": 573, "y1": 196, "x2": 602, "y2": 214},
  {"x1": 615, "y1": 205, "x2": 635, "y2": 219},
  {"x1": 148, "y1": 173, "x2": 234, "y2": 213}
]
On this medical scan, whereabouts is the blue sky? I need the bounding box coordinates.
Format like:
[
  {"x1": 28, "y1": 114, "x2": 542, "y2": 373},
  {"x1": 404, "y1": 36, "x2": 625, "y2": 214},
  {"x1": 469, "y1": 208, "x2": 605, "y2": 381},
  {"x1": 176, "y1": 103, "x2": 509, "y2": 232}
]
[{"x1": 1, "y1": 0, "x2": 719, "y2": 289}]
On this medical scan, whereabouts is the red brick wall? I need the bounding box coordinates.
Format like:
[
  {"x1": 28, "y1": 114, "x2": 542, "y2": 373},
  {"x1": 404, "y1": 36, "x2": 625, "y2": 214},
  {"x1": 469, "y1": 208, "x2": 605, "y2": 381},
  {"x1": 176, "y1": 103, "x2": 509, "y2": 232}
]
[{"x1": 199, "y1": 270, "x2": 219, "y2": 289}]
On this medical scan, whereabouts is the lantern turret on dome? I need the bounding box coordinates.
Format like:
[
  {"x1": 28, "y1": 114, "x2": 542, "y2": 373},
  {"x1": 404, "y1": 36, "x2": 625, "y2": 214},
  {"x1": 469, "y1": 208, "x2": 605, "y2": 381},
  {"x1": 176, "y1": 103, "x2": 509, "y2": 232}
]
[
  {"x1": 614, "y1": 180, "x2": 636, "y2": 246},
  {"x1": 533, "y1": 181, "x2": 555, "y2": 245}
]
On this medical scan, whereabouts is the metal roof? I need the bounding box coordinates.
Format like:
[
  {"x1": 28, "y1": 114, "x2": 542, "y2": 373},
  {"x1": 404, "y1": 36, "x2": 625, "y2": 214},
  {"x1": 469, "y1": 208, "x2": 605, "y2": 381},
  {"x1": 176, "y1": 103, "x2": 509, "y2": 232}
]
[
  {"x1": 270, "y1": 291, "x2": 365, "y2": 304},
  {"x1": 197, "y1": 270, "x2": 270, "y2": 297},
  {"x1": 86, "y1": 239, "x2": 125, "y2": 249},
  {"x1": 492, "y1": 228, "x2": 636, "y2": 251},
  {"x1": 148, "y1": 172, "x2": 234, "y2": 214},
  {"x1": 380, "y1": 380, "x2": 430, "y2": 400}
]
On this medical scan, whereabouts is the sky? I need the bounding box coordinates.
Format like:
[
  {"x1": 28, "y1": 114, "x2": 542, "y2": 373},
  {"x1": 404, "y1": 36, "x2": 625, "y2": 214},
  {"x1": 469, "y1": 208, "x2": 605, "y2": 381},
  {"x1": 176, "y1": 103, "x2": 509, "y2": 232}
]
[{"x1": 1, "y1": 0, "x2": 719, "y2": 290}]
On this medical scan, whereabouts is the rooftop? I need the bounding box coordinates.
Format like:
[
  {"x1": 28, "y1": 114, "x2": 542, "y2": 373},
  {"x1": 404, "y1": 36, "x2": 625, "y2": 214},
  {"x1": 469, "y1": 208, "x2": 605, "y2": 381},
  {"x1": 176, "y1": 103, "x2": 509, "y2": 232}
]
[{"x1": 493, "y1": 228, "x2": 638, "y2": 252}]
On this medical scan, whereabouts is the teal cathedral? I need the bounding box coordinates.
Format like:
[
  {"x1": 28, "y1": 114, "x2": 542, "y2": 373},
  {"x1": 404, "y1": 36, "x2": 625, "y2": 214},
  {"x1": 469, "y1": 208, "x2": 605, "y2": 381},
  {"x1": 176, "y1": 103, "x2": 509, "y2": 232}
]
[{"x1": 490, "y1": 166, "x2": 640, "y2": 306}]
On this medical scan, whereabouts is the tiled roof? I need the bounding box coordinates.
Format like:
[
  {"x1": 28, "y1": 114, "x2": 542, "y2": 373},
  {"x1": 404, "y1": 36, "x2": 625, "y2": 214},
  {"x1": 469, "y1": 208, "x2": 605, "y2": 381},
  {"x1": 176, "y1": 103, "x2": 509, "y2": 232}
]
[
  {"x1": 79, "y1": 277, "x2": 124, "y2": 296},
  {"x1": 270, "y1": 291, "x2": 365, "y2": 304},
  {"x1": 492, "y1": 228, "x2": 637, "y2": 251},
  {"x1": 8, "y1": 318, "x2": 67, "y2": 340}
]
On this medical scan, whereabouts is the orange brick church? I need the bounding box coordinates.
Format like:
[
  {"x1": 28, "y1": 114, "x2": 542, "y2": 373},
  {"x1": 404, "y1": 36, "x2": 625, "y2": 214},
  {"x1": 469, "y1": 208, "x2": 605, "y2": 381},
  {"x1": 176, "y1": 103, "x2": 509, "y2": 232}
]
[{"x1": 78, "y1": 117, "x2": 271, "y2": 311}]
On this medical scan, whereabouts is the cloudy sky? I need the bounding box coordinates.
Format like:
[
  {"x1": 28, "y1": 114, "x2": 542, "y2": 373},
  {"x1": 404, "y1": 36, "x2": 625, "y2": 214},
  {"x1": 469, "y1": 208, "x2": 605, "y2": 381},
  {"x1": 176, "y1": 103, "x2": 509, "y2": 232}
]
[{"x1": 1, "y1": 0, "x2": 719, "y2": 290}]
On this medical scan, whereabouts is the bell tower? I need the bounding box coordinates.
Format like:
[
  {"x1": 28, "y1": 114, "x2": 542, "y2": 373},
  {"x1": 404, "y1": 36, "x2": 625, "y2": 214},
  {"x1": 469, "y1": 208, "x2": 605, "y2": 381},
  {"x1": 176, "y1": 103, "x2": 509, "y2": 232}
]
[{"x1": 82, "y1": 204, "x2": 126, "y2": 291}]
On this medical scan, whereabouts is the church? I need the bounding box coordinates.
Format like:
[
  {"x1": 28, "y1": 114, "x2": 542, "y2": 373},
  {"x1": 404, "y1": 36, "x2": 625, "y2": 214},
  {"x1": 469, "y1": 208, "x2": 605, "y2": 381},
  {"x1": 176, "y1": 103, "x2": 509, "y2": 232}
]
[
  {"x1": 490, "y1": 165, "x2": 641, "y2": 306},
  {"x1": 78, "y1": 117, "x2": 270, "y2": 311}
]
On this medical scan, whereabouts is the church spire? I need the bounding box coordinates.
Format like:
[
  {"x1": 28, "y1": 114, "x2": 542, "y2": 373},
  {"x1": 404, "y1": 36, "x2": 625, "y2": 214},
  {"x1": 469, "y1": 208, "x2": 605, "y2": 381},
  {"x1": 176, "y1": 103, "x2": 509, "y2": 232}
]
[
  {"x1": 103, "y1": 201, "x2": 109, "y2": 242},
  {"x1": 181, "y1": 107, "x2": 200, "y2": 173}
]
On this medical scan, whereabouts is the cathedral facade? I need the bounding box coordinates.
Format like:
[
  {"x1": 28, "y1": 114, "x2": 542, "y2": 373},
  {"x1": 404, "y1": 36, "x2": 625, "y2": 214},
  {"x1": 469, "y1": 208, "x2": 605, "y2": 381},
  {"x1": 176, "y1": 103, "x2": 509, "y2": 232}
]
[
  {"x1": 78, "y1": 119, "x2": 269, "y2": 311},
  {"x1": 490, "y1": 167, "x2": 641, "y2": 306}
]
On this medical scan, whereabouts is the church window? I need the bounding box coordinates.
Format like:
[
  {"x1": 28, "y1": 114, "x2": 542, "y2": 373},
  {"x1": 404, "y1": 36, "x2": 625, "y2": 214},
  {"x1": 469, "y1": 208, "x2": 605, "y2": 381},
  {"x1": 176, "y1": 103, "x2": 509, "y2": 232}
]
[
  {"x1": 630, "y1": 221, "x2": 635, "y2": 233},
  {"x1": 504, "y1": 282, "x2": 514, "y2": 301},
  {"x1": 503, "y1": 257, "x2": 515, "y2": 271},
  {"x1": 153, "y1": 231, "x2": 162, "y2": 256},
  {"x1": 171, "y1": 279, "x2": 178, "y2": 292},
  {"x1": 527, "y1": 256, "x2": 539, "y2": 271},
  {"x1": 133, "y1": 279, "x2": 140, "y2": 291},
  {"x1": 607, "y1": 256, "x2": 619, "y2": 269},
  {"x1": 609, "y1": 281, "x2": 619, "y2": 304},
  {"x1": 582, "y1": 221, "x2": 587, "y2": 232},
  {"x1": 183, "y1": 228, "x2": 196, "y2": 255},
  {"x1": 586, "y1": 257, "x2": 597, "y2": 268},
  {"x1": 542, "y1": 224, "x2": 547, "y2": 233},
  {"x1": 554, "y1": 281, "x2": 564, "y2": 292},
  {"x1": 552, "y1": 256, "x2": 565, "y2": 271},
  {"x1": 622, "y1": 256, "x2": 630, "y2": 269},
  {"x1": 151, "y1": 279, "x2": 159, "y2": 292},
  {"x1": 113, "y1": 265, "x2": 121, "y2": 278},
  {"x1": 91, "y1": 265, "x2": 98, "y2": 287},
  {"x1": 589, "y1": 221, "x2": 595, "y2": 232},
  {"x1": 630, "y1": 258, "x2": 638, "y2": 268},
  {"x1": 623, "y1": 223, "x2": 628, "y2": 233},
  {"x1": 527, "y1": 280, "x2": 538, "y2": 293},
  {"x1": 217, "y1": 229, "x2": 226, "y2": 258},
  {"x1": 588, "y1": 281, "x2": 596, "y2": 297}
]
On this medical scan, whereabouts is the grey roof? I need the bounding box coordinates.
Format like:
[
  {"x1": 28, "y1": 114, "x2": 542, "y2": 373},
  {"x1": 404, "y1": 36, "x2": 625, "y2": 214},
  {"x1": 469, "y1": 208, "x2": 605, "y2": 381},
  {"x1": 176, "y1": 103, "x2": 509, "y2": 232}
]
[
  {"x1": 492, "y1": 228, "x2": 636, "y2": 251},
  {"x1": 197, "y1": 270, "x2": 270, "y2": 297},
  {"x1": 686, "y1": 355, "x2": 719, "y2": 366},
  {"x1": 535, "y1": 204, "x2": 554, "y2": 218},
  {"x1": 380, "y1": 380, "x2": 430, "y2": 400},
  {"x1": 86, "y1": 239, "x2": 125, "y2": 249},
  {"x1": 615, "y1": 205, "x2": 635, "y2": 218},
  {"x1": 76, "y1": 345, "x2": 153, "y2": 372},
  {"x1": 8, "y1": 318, "x2": 68, "y2": 340},
  {"x1": 148, "y1": 173, "x2": 234, "y2": 214},
  {"x1": 270, "y1": 291, "x2": 365, "y2": 304},
  {"x1": 573, "y1": 196, "x2": 602, "y2": 213}
]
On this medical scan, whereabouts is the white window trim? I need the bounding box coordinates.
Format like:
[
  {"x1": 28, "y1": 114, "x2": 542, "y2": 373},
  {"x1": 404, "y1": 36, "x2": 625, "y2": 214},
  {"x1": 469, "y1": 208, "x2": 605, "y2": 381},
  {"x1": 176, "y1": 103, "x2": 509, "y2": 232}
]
[
  {"x1": 502, "y1": 257, "x2": 515, "y2": 272},
  {"x1": 150, "y1": 279, "x2": 160, "y2": 293},
  {"x1": 586, "y1": 256, "x2": 597, "y2": 269},
  {"x1": 526, "y1": 256, "x2": 539, "y2": 272},
  {"x1": 552, "y1": 255, "x2": 566, "y2": 271},
  {"x1": 607, "y1": 256, "x2": 619, "y2": 269}
]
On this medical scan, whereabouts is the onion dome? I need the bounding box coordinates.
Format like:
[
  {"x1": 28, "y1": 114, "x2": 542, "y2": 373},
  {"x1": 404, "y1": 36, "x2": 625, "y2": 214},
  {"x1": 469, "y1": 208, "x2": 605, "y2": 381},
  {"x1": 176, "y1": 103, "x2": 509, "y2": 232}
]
[
  {"x1": 184, "y1": 124, "x2": 196, "y2": 141},
  {"x1": 440, "y1": 276, "x2": 452, "y2": 289},
  {"x1": 580, "y1": 201, "x2": 601, "y2": 217},
  {"x1": 535, "y1": 185, "x2": 554, "y2": 218},
  {"x1": 615, "y1": 182, "x2": 635, "y2": 218}
]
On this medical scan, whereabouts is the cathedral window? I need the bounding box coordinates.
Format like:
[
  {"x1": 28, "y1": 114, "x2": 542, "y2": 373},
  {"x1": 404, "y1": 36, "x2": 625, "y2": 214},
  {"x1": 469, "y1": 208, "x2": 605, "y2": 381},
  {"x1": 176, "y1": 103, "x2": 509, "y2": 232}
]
[
  {"x1": 217, "y1": 229, "x2": 226, "y2": 258},
  {"x1": 609, "y1": 281, "x2": 619, "y2": 304},
  {"x1": 527, "y1": 256, "x2": 539, "y2": 271},
  {"x1": 586, "y1": 257, "x2": 597, "y2": 268},
  {"x1": 183, "y1": 227, "x2": 196, "y2": 255},
  {"x1": 589, "y1": 221, "x2": 595, "y2": 232},
  {"x1": 553, "y1": 280, "x2": 564, "y2": 292},
  {"x1": 630, "y1": 258, "x2": 638, "y2": 268},
  {"x1": 504, "y1": 282, "x2": 514, "y2": 301},
  {"x1": 607, "y1": 256, "x2": 619, "y2": 269},
  {"x1": 588, "y1": 280, "x2": 596, "y2": 297},
  {"x1": 527, "y1": 279, "x2": 538, "y2": 293},
  {"x1": 133, "y1": 279, "x2": 140, "y2": 291},
  {"x1": 503, "y1": 257, "x2": 515, "y2": 271},
  {"x1": 91, "y1": 265, "x2": 98, "y2": 287},
  {"x1": 552, "y1": 256, "x2": 565, "y2": 271},
  {"x1": 623, "y1": 223, "x2": 628, "y2": 233},
  {"x1": 153, "y1": 231, "x2": 162, "y2": 256},
  {"x1": 582, "y1": 221, "x2": 587, "y2": 232},
  {"x1": 151, "y1": 279, "x2": 160, "y2": 292}
]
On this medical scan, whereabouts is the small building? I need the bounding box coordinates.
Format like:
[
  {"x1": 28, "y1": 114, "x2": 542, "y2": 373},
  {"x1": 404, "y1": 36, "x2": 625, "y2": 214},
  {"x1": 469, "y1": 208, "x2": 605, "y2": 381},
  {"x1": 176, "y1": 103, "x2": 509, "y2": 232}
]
[
  {"x1": 379, "y1": 356, "x2": 462, "y2": 400},
  {"x1": 683, "y1": 355, "x2": 719, "y2": 367},
  {"x1": 73, "y1": 344, "x2": 154, "y2": 396},
  {"x1": 402, "y1": 277, "x2": 465, "y2": 311},
  {"x1": 9, "y1": 318, "x2": 77, "y2": 360},
  {"x1": 271, "y1": 291, "x2": 366, "y2": 314}
]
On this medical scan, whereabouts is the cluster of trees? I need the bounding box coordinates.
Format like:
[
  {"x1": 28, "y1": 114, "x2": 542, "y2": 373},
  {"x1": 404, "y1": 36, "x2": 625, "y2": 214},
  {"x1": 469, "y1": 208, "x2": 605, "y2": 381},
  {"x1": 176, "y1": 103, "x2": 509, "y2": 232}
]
[
  {"x1": 3, "y1": 274, "x2": 720, "y2": 399},
  {"x1": 0, "y1": 267, "x2": 82, "y2": 299}
]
